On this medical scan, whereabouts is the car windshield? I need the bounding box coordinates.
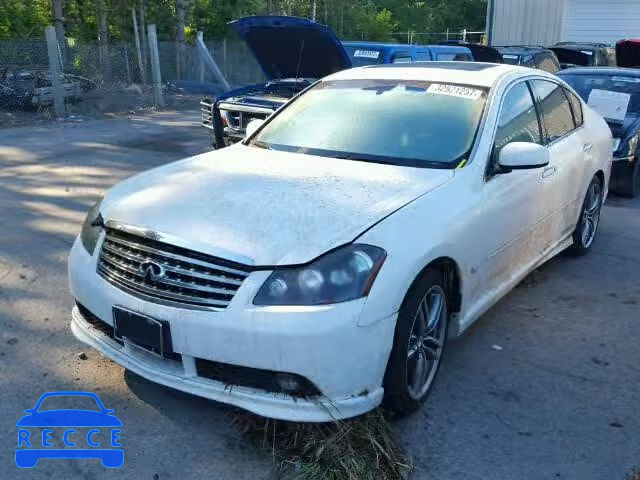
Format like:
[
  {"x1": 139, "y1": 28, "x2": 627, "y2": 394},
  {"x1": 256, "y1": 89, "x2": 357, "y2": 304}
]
[
  {"x1": 343, "y1": 46, "x2": 385, "y2": 66},
  {"x1": 560, "y1": 74, "x2": 640, "y2": 116},
  {"x1": 251, "y1": 79, "x2": 487, "y2": 168},
  {"x1": 38, "y1": 395, "x2": 101, "y2": 412}
]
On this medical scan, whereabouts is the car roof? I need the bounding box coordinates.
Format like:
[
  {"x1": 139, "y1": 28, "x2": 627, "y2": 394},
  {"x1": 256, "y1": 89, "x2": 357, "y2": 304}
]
[
  {"x1": 555, "y1": 42, "x2": 612, "y2": 47},
  {"x1": 341, "y1": 41, "x2": 469, "y2": 53},
  {"x1": 342, "y1": 41, "x2": 417, "y2": 50},
  {"x1": 554, "y1": 43, "x2": 610, "y2": 51},
  {"x1": 557, "y1": 66, "x2": 640, "y2": 76},
  {"x1": 325, "y1": 62, "x2": 526, "y2": 87},
  {"x1": 496, "y1": 45, "x2": 550, "y2": 53}
]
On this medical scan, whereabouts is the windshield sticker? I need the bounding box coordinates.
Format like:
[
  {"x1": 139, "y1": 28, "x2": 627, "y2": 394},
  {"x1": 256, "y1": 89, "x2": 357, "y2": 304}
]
[
  {"x1": 427, "y1": 83, "x2": 483, "y2": 100},
  {"x1": 503, "y1": 54, "x2": 519, "y2": 60},
  {"x1": 612, "y1": 76, "x2": 640, "y2": 83},
  {"x1": 588, "y1": 89, "x2": 630, "y2": 122},
  {"x1": 353, "y1": 50, "x2": 380, "y2": 59},
  {"x1": 581, "y1": 50, "x2": 594, "y2": 56}
]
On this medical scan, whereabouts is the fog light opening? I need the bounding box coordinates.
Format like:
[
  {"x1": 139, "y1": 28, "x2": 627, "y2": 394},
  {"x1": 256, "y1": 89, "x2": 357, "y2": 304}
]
[{"x1": 275, "y1": 373, "x2": 301, "y2": 393}]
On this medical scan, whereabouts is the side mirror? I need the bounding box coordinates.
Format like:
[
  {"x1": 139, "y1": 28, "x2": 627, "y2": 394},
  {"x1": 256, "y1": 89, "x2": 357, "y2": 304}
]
[
  {"x1": 245, "y1": 119, "x2": 265, "y2": 138},
  {"x1": 498, "y1": 142, "x2": 550, "y2": 170}
]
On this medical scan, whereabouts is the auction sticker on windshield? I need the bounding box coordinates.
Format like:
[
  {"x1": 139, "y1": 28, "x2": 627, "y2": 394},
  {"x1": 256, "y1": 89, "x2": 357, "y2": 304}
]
[
  {"x1": 427, "y1": 83, "x2": 483, "y2": 100},
  {"x1": 354, "y1": 50, "x2": 380, "y2": 59},
  {"x1": 588, "y1": 88, "x2": 630, "y2": 122}
]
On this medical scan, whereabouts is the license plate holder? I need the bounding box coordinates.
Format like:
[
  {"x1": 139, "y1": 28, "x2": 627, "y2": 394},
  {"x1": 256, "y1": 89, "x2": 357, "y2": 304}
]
[{"x1": 113, "y1": 307, "x2": 171, "y2": 358}]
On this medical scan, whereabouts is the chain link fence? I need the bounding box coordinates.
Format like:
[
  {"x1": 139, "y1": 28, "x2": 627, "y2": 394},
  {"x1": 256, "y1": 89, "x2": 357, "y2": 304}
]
[
  {"x1": 0, "y1": 28, "x2": 256, "y2": 128},
  {"x1": 0, "y1": 39, "x2": 57, "y2": 126},
  {"x1": 0, "y1": 26, "x2": 485, "y2": 129}
]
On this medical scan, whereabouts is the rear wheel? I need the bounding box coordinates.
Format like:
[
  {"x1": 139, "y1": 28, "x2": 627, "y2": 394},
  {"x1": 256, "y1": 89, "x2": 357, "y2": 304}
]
[
  {"x1": 383, "y1": 268, "x2": 448, "y2": 417},
  {"x1": 568, "y1": 175, "x2": 603, "y2": 256}
]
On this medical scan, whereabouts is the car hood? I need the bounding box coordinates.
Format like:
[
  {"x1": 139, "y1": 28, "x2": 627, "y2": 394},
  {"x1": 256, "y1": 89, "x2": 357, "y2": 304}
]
[
  {"x1": 616, "y1": 40, "x2": 640, "y2": 68},
  {"x1": 230, "y1": 16, "x2": 351, "y2": 81},
  {"x1": 101, "y1": 146, "x2": 454, "y2": 266},
  {"x1": 16, "y1": 410, "x2": 122, "y2": 427}
]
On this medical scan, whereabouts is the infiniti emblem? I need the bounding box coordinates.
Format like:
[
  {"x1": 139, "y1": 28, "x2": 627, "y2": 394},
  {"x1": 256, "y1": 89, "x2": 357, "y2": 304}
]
[{"x1": 139, "y1": 261, "x2": 165, "y2": 282}]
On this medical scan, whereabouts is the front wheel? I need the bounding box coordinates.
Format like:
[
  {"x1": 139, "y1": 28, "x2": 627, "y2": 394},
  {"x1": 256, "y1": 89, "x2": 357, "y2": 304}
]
[
  {"x1": 568, "y1": 175, "x2": 603, "y2": 256},
  {"x1": 383, "y1": 268, "x2": 448, "y2": 417}
]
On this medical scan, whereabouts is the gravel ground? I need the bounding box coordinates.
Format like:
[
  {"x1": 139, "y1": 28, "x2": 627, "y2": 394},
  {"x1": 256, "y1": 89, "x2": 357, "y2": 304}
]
[{"x1": 0, "y1": 111, "x2": 638, "y2": 479}]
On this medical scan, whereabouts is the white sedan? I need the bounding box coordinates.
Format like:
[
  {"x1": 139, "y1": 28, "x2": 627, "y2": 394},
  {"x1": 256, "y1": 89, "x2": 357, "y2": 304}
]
[{"x1": 69, "y1": 63, "x2": 612, "y2": 422}]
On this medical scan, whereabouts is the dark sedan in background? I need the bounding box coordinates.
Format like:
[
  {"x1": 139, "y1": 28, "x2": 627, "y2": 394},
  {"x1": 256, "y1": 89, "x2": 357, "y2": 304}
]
[
  {"x1": 496, "y1": 45, "x2": 561, "y2": 73},
  {"x1": 558, "y1": 67, "x2": 640, "y2": 196}
]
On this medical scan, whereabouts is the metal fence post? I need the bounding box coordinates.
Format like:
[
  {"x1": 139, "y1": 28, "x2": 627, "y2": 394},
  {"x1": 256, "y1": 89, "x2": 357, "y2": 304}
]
[
  {"x1": 132, "y1": 8, "x2": 146, "y2": 84},
  {"x1": 45, "y1": 26, "x2": 64, "y2": 118},
  {"x1": 147, "y1": 24, "x2": 164, "y2": 107},
  {"x1": 197, "y1": 31, "x2": 204, "y2": 83}
]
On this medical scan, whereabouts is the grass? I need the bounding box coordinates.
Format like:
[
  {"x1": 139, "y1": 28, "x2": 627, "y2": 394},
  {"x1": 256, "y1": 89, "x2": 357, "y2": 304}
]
[{"x1": 229, "y1": 408, "x2": 413, "y2": 480}]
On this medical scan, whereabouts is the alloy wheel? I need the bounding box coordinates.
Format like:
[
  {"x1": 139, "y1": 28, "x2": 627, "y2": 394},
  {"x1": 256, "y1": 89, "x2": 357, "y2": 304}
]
[
  {"x1": 406, "y1": 285, "x2": 447, "y2": 400},
  {"x1": 581, "y1": 181, "x2": 603, "y2": 249}
]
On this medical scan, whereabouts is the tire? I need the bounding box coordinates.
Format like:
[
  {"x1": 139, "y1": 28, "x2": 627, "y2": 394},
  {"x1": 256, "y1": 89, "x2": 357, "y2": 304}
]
[
  {"x1": 567, "y1": 175, "x2": 604, "y2": 256},
  {"x1": 383, "y1": 268, "x2": 449, "y2": 418},
  {"x1": 619, "y1": 159, "x2": 639, "y2": 198}
]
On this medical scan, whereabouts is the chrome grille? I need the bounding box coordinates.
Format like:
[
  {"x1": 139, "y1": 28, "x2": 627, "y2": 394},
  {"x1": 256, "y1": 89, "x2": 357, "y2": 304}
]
[
  {"x1": 97, "y1": 228, "x2": 251, "y2": 309},
  {"x1": 200, "y1": 99, "x2": 214, "y2": 130}
]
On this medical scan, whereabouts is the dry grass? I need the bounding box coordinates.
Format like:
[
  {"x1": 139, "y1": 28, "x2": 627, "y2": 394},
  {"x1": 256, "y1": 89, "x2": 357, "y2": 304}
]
[{"x1": 229, "y1": 408, "x2": 413, "y2": 480}]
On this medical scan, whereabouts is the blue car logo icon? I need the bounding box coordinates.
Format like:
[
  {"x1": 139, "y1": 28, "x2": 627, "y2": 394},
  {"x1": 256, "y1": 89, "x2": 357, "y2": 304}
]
[{"x1": 16, "y1": 391, "x2": 123, "y2": 468}]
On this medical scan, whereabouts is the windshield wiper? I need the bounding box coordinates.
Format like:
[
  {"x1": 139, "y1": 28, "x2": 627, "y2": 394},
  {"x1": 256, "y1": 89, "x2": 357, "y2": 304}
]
[{"x1": 250, "y1": 140, "x2": 272, "y2": 150}]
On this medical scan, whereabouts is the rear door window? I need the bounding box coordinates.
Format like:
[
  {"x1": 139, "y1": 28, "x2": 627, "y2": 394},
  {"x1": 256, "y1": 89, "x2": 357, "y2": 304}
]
[
  {"x1": 564, "y1": 88, "x2": 583, "y2": 127},
  {"x1": 530, "y1": 80, "x2": 577, "y2": 143}
]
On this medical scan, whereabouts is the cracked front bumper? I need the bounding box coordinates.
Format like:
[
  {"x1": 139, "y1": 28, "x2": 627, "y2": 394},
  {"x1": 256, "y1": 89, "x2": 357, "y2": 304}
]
[{"x1": 68, "y1": 236, "x2": 395, "y2": 421}]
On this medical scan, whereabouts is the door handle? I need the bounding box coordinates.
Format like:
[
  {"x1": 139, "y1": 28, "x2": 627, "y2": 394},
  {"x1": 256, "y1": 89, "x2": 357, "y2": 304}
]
[
  {"x1": 583, "y1": 143, "x2": 593, "y2": 152},
  {"x1": 542, "y1": 166, "x2": 557, "y2": 178}
]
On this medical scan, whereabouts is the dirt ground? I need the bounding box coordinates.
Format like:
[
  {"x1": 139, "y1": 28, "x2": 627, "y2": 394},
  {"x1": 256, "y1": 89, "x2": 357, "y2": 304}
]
[{"x1": 0, "y1": 110, "x2": 638, "y2": 479}]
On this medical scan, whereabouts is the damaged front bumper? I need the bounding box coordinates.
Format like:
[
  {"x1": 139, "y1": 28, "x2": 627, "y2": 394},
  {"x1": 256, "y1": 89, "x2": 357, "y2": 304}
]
[{"x1": 68, "y1": 236, "x2": 394, "y2": 422}]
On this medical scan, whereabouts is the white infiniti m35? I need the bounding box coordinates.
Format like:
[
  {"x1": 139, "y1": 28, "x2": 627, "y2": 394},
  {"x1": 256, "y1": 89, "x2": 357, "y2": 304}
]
[{"x1": 69, "y1": 62, "x2": 612, "y2": 421}]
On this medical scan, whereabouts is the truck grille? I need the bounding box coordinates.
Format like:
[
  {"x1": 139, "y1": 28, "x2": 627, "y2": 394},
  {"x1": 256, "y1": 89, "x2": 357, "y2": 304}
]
[
  {"x1": 200, "y1": 99, "x2": 214, "y2": 130},
  {"x1": 97, "y1": 228, "x2": 251, "y2": 309}
]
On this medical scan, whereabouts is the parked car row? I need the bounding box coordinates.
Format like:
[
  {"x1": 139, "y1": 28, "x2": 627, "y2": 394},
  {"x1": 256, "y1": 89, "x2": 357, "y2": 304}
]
[
  {"x1": 200, "y1": 16, "x2": 506, "y2": 149},
  {"x1": 199, "y1": 16, "x2": 639, "y2": 197}
]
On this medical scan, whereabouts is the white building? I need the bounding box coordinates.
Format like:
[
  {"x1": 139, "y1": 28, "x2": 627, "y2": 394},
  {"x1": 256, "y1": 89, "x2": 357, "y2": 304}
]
[{"x1": 487, "y1": 0, "x2": 640, "y2": 46}]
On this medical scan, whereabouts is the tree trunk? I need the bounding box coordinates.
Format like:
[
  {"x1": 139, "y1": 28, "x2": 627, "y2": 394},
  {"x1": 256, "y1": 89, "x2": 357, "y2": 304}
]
[
  {"x1": 176, "y1": 0, "x2": 186, "y2": 80},
  {"x1": 51, "y1": 0, "x2": 65, "y2": 45},
  {"x1": 96, "y1": 0, "x2": 110, "y2": 80},
  {"x1": 96, "y1": 0, "x2": 108, "y2": 43}
]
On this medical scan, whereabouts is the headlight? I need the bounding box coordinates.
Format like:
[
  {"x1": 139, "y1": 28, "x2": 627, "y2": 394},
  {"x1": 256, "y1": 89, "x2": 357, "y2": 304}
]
[
  {"x1": 80, "y1": 197, "x2": 104, "y2": 255},
  {"x1": 626, "y1": 133, "x2": 639, "y2": 157},
  {"x1": 254, "y1": 244, "x2": 386, "y2": 306}
]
